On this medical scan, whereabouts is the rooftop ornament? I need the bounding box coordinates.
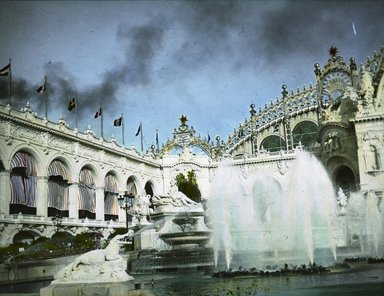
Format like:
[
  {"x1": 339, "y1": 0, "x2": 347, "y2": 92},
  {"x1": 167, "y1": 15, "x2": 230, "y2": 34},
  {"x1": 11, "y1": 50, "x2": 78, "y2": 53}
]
[{"x1": 328, "y1": 45, "x2": 338, "y2": 57}]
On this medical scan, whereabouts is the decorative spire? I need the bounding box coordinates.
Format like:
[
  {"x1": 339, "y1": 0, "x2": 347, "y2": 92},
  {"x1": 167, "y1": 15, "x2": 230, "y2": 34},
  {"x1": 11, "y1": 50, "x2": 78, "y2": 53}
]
[
  {"x1": 281, "y1": 84, "x2": 288, "y2": 99},
  {"x1": 349, "y1": 57, "x2": 357, "y2": 71},
  {"x1": 179, "y1": 114, "x2": 188, "y2": 126},
  {"x1": 249, "y1": 103, "x2": 256, "y2": 117},
  {"x1": 328, "y1": 46, "x2": 338, "y2": 57},
  {"x1": 314, "y1": 63, "x2": 321, "y2": 77}
]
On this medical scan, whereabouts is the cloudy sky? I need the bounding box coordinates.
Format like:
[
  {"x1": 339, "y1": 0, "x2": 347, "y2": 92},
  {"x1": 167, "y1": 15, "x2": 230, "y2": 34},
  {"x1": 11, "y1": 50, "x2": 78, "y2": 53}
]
[{"x1": 0, "y1": 0, "x2": 383, "y2": 151}]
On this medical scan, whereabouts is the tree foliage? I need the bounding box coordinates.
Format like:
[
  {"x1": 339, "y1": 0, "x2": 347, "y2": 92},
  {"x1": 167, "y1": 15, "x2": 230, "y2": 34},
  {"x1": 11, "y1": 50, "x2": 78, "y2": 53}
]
[{"x1": 175, "y1": 170, "x2": 201, "y2": 202}]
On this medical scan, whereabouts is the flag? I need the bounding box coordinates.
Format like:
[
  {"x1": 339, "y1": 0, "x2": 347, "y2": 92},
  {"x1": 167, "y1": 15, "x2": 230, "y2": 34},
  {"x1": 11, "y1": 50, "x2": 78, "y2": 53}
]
[
  {"x1": 156, "y1": 129, "x2": 159, "y2": 145},
  {"x1": 68, "y1": 97, "x2": 76, "y2": 111},
  {"x1": 135, "y1": 123, "x2": 141, "y2": 136},
  {"x1": 0, "y1": 63, "x2": 10, "y2": 76},
  {"x1": 207, "y1": 133, "x2": 211, "y2": 143},
  {"x1": 94, "y1": 107, "x2": 102, "y2": 118},
  {"x1": 36, "y1": 84, "x2": 46, "y2": 93},
  {"x1": 114, "y1": 116, "x2": 122, "y2": 126}
]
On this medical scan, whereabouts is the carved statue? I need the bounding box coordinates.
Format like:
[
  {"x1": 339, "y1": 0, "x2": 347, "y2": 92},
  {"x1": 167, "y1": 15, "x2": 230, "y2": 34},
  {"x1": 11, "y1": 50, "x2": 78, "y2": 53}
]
[
  {"x1": 360, "y1": 68, "x2": 374, "y2": 99},
  {"x1": 134, "y1": 194, "x2": 152, "y2": 223},
  {"x1": 53, "y1": 233, "x2": 133, "y2": 283},
  {"x1": 323, "y1": 132, "x2": 342, "y2": 153},
  {"x1": 336, "y1": 188, "x2": 348, "y2": 214},
  {"x1": 359, "y1": 68, "x2": 375, "y2": 112},
  {"x1": 152, "y1": 191, "x2": 198, "y2": 208}
]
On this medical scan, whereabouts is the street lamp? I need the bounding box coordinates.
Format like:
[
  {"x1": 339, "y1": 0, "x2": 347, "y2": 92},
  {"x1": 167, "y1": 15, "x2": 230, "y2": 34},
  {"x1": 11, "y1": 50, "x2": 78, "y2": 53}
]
[{"x1": 117, "y1": 191, "x2": 135, "y2": 231}]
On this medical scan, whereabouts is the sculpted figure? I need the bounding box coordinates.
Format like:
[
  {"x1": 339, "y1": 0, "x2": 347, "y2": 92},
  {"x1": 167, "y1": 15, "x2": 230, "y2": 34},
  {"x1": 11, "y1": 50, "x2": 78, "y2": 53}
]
[
  {"x1": 360, "y1": 68, "x2": 374, "y2": 99},
  {"x1": 359, "y1": 68, "x2": 376, "y2": 112},
  {"x1": 134, "y1": 194, "x2": 152, "y2": 223},
  {"x1": 336, "y1": 188, "x2": 348, "y2": 214},
  {"x1": 53, "y1": 233, "x2": 133, "y2": 283},
  {"x1": 152, "y1": 191, "x2": 197, "y2": 207}
]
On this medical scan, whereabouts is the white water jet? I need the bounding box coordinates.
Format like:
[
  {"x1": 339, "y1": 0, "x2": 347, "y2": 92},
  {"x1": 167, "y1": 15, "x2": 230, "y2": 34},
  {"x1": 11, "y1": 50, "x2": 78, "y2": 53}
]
[
  {"x1": 347, "y1": 190, "x2": 384, "y2": 257},
  {"x1": 209, "y1": 151, "x2": 339, "y2": 269}
]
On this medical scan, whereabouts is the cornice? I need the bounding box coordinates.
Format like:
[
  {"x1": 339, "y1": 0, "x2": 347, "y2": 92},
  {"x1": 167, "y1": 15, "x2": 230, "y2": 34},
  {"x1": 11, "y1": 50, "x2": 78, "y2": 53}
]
[{"x1": 0, "y1": 109, "x2": 160, "y2": 168}]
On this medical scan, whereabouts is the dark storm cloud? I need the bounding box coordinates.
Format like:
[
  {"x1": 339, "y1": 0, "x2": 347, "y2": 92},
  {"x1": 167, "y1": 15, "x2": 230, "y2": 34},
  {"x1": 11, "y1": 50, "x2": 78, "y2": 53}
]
[
  {"x1": 0, "y1": 17, "x2": 166, "y2": 120},
  {"x1": 0, "y1": 76, "x2": 43, "y2": 110},
  {"x1": 1, "y1": 0, "x2": 383, "y2": 140},
  {"x1": 172, "y1": 0, "x2": 244, "y2": 69},
  {"x1": 117, "y1": 18, "x2": 165, "y2": 86},
  {"x1": 258, "y1": 0, "x2": 384, "y2": 61}
]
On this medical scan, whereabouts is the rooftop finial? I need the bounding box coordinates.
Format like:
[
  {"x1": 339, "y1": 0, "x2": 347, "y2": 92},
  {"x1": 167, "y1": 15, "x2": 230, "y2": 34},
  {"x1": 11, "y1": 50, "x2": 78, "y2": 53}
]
[
  {"x1": 314, "y1": 63, "x2": 321, "y2": 77},
  {"x1": 329, "y1": 46, "x2": 338, "y2": 57},
  {"x1": 249, "y1": 104, "x2": 256, "y2": 117},
  {"x1": 350, "y1": 57, "x2": 357, "y2": 71},
  {"x1": 281, "y1": 84, "x2": 288, "y2": 98}
]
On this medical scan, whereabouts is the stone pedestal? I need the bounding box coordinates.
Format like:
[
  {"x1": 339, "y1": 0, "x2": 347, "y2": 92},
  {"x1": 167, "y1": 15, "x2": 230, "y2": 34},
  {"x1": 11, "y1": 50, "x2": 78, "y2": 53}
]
[{"x1": 40, "y1": 281, "x2": 134, "y2": 296}]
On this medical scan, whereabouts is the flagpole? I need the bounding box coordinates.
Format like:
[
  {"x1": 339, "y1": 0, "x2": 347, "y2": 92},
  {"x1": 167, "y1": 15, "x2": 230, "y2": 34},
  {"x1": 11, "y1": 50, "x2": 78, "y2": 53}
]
[
  {"x1": 100, "y1": 100, "x2": 104, "y2": 139},
  {"x1": 9, "y1": 59, "x2": 12, "y2": 106},
  {"x1": 140, "y1": 122, "x2": 143, "y2": 154},
  {"x1": 156, "y1": 128, "x2": 159, "y2": 153},
  {"x1": 121, "y1": 113, "x2": 125, "y2": 146},
  {"x1": 75, "y1": 92, "x2": 78, "y2": 129},
  {"x1": 44, "y1": 76, "x2": 48, "y2": 119}
]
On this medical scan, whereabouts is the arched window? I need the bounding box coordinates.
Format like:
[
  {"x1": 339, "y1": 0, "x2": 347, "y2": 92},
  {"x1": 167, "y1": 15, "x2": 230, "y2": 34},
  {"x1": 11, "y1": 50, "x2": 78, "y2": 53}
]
[
  {"x1": 292, "y1": 121, "x2": 318, "y2": 149},
  {"x1": 260, "y1": 135, "x2": 285, "y2": 152},
  {"x1": 104, "y1": 173, "x2": 118, "y2": 221},
  {"x1": 78, "y1": 167, "x2": 95, "y2": 219},
  {"x1": 126, "y1": 177, "x2": 137, "y2": 196},
  {"x1": 334, "y1": 166, "x2": 357, "y2": 197},
  {"x1": 10, "y1": 152, "x2": 37, "y2": 215},
  {"x1": 144, "y1": 181, "x2": 154, "y2": 197},
  {"x1": 48, "y1": 160, "x2": 70, "y2": 217}
]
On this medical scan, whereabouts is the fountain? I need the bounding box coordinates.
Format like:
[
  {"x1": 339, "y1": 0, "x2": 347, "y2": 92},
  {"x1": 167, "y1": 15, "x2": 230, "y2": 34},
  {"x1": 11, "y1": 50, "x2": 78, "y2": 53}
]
[
  {"x1": 127, "y1": 190, "x2": 213, "y2": 274},
  {"x1": 209, "y1": 151, "x2": 384, "y2": 270},
  {"x1": 345, "y1": 190, "x2": 384, "y2": 258}
]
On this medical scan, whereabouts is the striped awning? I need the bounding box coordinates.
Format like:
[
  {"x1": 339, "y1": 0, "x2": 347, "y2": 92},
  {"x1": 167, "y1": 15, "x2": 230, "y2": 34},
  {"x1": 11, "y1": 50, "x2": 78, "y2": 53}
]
[
  {"x1": 10, "y1": 152, "x2": 36, "y2": 207},
  {"x1": 48, "y1": 160, "x2": 71, "y2": 182},
  {"x1": 10, "y1": 152, "x2": 36, "y2": 176},
  {"x1": 79, "y1": 168, "x2": 95, "y2": 212},
  {"x1": 105, "y1": 174, "x2": 118, "y2": 193}
]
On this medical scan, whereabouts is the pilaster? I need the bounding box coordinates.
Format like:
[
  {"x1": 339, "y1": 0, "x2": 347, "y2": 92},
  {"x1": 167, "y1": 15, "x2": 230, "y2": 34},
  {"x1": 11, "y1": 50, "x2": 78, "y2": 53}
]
[
  {"x1": 95, "y1": 187, "x2": 104, "y2": 221},
  {"x1": 68, "y1": 183, "x2": 79, "y2": 219},
  {"x1": 36, "y1": 176, "x2": 48, "y2": 217},
  {"x1": 0, "y1": 170, "x2": 11, "y2": 215}
]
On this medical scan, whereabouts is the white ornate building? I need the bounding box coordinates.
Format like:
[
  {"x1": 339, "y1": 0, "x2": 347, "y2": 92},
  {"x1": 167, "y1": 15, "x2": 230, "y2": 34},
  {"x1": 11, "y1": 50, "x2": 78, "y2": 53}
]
[{"x1": 0, "y1": 47, "x2": 383, "y2": 247}]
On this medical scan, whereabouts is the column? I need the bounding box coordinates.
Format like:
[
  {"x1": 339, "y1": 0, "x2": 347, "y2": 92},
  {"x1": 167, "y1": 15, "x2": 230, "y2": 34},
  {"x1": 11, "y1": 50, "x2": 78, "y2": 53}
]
[
  {"x1": 68, "y1": 183, "x2": 79, "y2": 219},
  {"x1": 0, "y1": 170, "x2": 11, "y2": 215},
  {"x1": 95, "y1": 187, "x2": 104, "y2": 221},
  {"x1": 36, "y1": 176, "x2": 48, "y2": 217}
]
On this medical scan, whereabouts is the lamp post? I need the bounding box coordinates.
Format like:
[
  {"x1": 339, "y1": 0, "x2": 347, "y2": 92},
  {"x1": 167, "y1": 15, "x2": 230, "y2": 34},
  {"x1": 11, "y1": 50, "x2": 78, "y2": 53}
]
[{"x1": 117, "y1": 191, "x2": 135, "y2": 231}]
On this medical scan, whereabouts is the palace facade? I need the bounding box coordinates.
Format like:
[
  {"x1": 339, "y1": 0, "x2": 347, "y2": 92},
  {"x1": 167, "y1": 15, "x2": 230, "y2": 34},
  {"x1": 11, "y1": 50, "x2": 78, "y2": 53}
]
[{"x1": 0, "y1": 47, "x2": 383, "y2": 247}]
